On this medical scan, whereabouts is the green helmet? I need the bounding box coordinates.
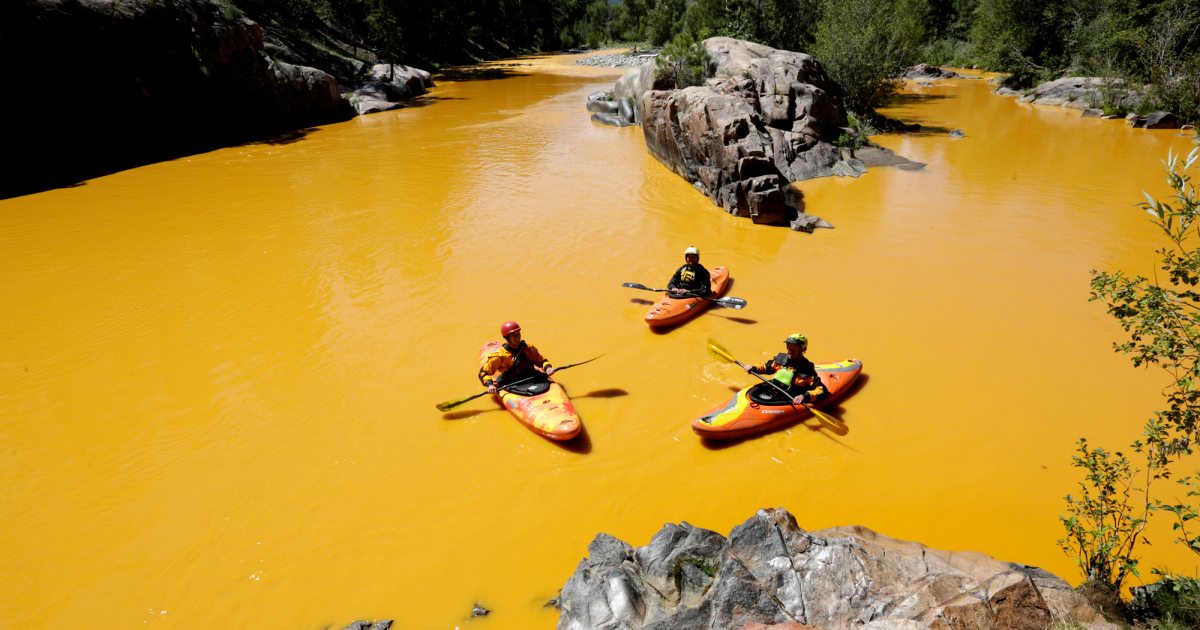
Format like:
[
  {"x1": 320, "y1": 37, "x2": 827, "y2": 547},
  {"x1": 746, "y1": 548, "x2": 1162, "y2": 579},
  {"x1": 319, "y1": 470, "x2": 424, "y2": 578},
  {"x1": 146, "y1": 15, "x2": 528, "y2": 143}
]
[{"x1": 784, "y1": 333, "x2": 808, "y2": 351}]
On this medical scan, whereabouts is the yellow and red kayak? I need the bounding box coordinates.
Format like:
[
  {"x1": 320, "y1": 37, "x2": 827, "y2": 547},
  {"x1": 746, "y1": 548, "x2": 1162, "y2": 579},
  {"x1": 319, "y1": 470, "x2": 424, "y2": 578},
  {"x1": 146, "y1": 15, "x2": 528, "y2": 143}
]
[
  {"x1": 693, "y1": 359, "x2": 863, "y2": 440},
  {"x1": 477, "y1": 341, "x2": 582, "y2": 441},
  {"x1": 644, "y1": 267, "x2": 731, "y2": 328}
]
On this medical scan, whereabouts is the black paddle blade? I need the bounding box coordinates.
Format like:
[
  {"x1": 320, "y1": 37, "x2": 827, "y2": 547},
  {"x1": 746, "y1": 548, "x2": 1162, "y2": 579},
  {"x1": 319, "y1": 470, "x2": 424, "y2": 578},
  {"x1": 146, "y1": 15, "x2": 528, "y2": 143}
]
[
  {"x1": 713, "y1": 297, "x2": 747, "y2": 310},
  {"x1": 621, "y1": 283, "x2": 663, "y2": 292}
]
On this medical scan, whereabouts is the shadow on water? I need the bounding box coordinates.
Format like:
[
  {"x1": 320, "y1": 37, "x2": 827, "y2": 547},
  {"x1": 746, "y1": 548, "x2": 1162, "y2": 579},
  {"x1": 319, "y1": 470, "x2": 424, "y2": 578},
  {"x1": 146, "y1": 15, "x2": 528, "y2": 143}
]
[
  {"x1": 707, "y1": 312, "x2": 757, "y2": 324},
  {"x1": 576, "y1": 388, "x2": 628, "y2": 399},
  {"x1": 244, "y1": 127, "x2": 320, "y2": 146},
  {"x1": 441, "y1": 408, "x2": 501, "y2": 420},
  {"x1": 897, "y1": 125, "x2": 957, "y2": 137},
  {"x1": 555, "y1": 422, "x2": 592, "y2": 454},
  {"x1": 887, "y1": 93, "x2": 955, "y2": 106},
  {"x1": 435, "y1": 66, "x2": 530, "y2": 82},
  {"x1": 631, "y1": 298, "x2": 654, "y2": 306}
]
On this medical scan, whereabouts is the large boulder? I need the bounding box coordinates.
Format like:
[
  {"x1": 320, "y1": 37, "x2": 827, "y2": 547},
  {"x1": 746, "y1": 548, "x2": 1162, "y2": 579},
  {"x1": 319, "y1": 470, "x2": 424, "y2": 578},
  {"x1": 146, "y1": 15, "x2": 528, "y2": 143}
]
[
  {"x1": 902, "y1": 64, "x2": 961, "y2": 80},
  {"x1": 620, "y1": 37, "x2": 880, "y2": 229},
  {"x1": 558, "y1": 508, "x2": 1119, "y2": 630},
  {"x1": 1016, "y1": 77, "x2": 1140, "y2": 111}
]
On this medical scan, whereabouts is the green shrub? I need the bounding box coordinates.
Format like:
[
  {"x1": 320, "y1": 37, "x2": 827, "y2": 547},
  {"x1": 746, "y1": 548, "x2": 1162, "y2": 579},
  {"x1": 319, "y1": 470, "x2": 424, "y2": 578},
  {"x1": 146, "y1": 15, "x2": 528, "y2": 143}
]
[
  {"x1": 1129, "y1": 575, "x2": 1200, "y2": 628},
  {"x1": 917, "y1": 38, "x2": 978, "y2": 67},
  {"x1": 654, "y1": 30, "x2": 712, "y2": 88},
  {"x1": 810, "y1": 0, "x2": 928, "y2": 113}
]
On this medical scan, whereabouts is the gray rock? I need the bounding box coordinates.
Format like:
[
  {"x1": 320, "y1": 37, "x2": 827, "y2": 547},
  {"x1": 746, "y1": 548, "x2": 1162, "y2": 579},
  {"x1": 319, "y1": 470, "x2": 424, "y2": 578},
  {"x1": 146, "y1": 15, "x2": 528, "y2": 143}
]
[
  {"x1": 1145, "y1": 111, "x2": 1180, "y2": 129},
  {"x1": 916, "y1": 81, "x2": 935, "y2": 87},
  {"x1": 949, "y1": 129, "x2": 964, "y2": 138},
  {"x1": 992, "y1": 86, "x2": 1023, "y2": 96},
  {"x1": 1081, "y1": 108, "x2": 1104, "y2": 118},
  {"x1": 557, "y1": 508, "x2": 1114, "y2": 630},
  {"x1": 1016, "y1": 76, "x2": 1141, "y2": 111},
  {"x1": 471, "y1": 603, "x2": 490, "y2": 617},
  {"x1": 591, "y1": 111, "x2": 633, "y2": 127},
  {"x1": 368, "y1": 622, "x2": 392, "y2": 630},
  {"x1": 588, "y1": 99, "x2": 620, "y2": 114},
  {"x1": 902, "y1": 63, "x2": 960, "y2": 79}
]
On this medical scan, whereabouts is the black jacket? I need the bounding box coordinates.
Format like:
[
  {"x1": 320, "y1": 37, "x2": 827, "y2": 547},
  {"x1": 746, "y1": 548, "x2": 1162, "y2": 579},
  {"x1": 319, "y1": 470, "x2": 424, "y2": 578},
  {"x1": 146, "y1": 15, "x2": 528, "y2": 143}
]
[{"x1": 667, "y1": 263, "x2": 711, "y2": 296}]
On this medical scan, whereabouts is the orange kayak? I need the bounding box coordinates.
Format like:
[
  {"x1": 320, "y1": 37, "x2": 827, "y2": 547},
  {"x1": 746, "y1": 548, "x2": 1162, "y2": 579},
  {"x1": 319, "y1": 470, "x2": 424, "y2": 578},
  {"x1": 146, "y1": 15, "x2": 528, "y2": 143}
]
[
  {"x1": 477, "y1": 341, "x2": 582, "y2": 441},
  {"x1": 693, "y1": 359, "x2": 862, "y2": 440},
  {"x1": 644, "y1": 267, "x2": 730, "y2": 328}
]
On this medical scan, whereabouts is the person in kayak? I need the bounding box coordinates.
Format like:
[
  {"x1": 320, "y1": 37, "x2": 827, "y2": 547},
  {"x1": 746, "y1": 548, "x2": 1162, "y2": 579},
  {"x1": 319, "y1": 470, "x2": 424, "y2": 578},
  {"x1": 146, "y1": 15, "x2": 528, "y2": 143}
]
[
  {"x1": 745, "y1": 333, "x2": 827, "y2": 406},
  {"x1": 479, "y1": 321, "x2": 557, "y2": 394},
  {"x1": 667, "y1": 246, "x2": 711, "y2": 297}
]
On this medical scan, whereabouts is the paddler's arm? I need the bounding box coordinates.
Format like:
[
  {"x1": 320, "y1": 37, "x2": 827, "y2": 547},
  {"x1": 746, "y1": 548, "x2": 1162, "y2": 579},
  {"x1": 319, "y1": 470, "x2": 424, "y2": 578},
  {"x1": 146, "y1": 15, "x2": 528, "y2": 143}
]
[
  {"x1": 481, "y1": 351, "x2": 511, "y2": 394},
  {"x1": 745, "y1": 359, "x2": 775, "y2": 374},
  {"x1": 667, "y1": 266, "x2": 686, "y2": 294},
  {"x1": 526, "y1": 345, "x2": 556, "y2": 376},
  {"x1": 792, "y1": 375, "x2": 826, "y2": 405},
  {"x1": 695, "y1": 264, "x2": 712, "y2": 296}
]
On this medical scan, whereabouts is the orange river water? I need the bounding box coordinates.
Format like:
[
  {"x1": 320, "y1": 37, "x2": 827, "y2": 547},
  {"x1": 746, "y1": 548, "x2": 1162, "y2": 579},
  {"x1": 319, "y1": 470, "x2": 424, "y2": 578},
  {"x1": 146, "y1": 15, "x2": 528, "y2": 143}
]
[{"x1": 2, "y1": 50, "x2": 1199, "y2": 629}]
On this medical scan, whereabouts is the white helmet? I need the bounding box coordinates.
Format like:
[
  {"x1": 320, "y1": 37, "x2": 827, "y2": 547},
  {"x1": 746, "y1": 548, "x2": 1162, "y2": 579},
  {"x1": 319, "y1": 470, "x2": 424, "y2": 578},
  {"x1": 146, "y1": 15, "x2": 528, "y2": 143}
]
[{"x1": 684, "y1": 246, "x2": 699, "y2": 256}]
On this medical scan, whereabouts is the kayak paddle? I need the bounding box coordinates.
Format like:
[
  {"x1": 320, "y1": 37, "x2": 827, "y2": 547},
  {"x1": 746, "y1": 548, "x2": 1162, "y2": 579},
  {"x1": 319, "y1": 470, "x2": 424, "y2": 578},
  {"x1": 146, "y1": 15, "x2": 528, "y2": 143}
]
[
  {"x1": 435, "y1": 355, "x2": 604, "y2": 412},
  {"x1": 621, "y1": 282, "x2": 747, "y2": 310},
  {"x1": 705, "y1": 338, "x2": 839, "y2": 427}
]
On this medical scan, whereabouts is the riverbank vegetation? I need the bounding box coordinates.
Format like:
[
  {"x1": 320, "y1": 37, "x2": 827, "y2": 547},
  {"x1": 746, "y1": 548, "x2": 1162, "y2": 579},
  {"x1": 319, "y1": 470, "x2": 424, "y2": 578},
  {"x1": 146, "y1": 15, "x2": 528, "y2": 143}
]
[
  {"x1": 1069, "y1": 141, "x2": 1200, "y2": 624},
  {"x1": 220, "y1": 0, "x2": 1199, "y2": 122}
]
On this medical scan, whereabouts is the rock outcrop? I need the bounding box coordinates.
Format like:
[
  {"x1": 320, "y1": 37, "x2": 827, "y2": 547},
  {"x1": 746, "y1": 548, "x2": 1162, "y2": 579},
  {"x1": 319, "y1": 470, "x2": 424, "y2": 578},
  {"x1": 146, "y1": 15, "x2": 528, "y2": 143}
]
[
  {"x1": 1007, "y1": 77, "x2": 1152, "y2": 118},
  {"x1": 557, "y1": 508, "x2": 1117, "y2": 630},
  {"x1": 902, "y1": 64, "x2": 962, "y2": 80},
  {"x1": 605, "y1": 38, "x2": 918, "y2": 231},
  {"x1": 0, "y1": 0, "x2": 345, "y2": 198},
  {"x1": 0, "y1": 0, "x2": 434, "y2": 199},
  {"x1": 344, "y1": 64, "x2": 435, "y2": 116}
]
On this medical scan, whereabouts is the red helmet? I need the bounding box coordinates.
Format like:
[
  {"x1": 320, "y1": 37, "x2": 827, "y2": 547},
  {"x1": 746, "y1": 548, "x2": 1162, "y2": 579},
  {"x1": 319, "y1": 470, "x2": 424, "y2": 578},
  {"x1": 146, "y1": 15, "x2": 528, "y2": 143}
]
[{"x1": 500, "y1": 321, "x2": 521, "y2": 336}]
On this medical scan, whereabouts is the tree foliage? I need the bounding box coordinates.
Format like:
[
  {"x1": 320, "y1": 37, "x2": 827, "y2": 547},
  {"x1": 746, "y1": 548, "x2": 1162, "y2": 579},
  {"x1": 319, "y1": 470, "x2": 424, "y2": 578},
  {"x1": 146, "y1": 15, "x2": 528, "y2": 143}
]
[
  {"x1": 1076, "y1": 142, "x2": 1200, "y2": 589},
  {"x1": 655, "y1": 29, "x2": 713, "y2": 88},
  {"x1": 809, "y1": 0, "x2": 928, "y2": 112}
]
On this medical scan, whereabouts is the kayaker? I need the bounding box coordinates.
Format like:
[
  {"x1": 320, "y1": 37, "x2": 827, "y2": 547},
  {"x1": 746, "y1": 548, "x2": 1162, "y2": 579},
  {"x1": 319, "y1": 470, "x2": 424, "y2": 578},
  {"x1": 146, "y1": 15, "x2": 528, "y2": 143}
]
[
  {"x1": 479, "y1": 321, "x2": 557, "y2": 394},
  {"x1": 745, "y1": 333, "x2": 827, "y2": 406},
  {"x1": 667, "y1": 246, "x2": 711, "y2": 297}
]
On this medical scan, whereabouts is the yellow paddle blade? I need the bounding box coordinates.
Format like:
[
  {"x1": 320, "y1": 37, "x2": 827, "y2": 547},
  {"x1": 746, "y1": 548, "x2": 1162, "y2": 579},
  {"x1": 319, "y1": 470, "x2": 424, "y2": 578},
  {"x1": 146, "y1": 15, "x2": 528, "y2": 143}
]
[
  {"x1": 807, "y1": 404, "x2": 841, "y2": 429},
  {"x1": 706, "y1": 338, "x2": 737, "y2": 364}
]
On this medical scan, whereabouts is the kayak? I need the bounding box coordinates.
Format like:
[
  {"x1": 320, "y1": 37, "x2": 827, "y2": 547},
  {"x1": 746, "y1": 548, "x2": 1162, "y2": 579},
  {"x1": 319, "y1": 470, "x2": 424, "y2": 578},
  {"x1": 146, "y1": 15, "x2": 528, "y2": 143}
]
[
  {"x1": 644, "y1": 266, "x2": 731, "y2": 328},
  {"x1": 477, "y1": 341, "x2": 582, "y2": 441},
  {"x1": 692, "y1": 359, "x2": 863, "y2": 440}
]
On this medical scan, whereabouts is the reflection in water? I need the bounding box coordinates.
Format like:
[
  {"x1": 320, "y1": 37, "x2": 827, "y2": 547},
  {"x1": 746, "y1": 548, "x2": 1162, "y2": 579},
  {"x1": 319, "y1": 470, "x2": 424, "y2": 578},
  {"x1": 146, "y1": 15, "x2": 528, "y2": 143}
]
[{"x1": 0, "y1": 58, "x2": 1196, "y2": 630}]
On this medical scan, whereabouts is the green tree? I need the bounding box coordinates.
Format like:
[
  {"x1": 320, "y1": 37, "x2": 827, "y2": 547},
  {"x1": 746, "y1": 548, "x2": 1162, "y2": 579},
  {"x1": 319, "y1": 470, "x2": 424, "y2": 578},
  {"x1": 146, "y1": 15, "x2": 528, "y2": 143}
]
[
  {"x1": 1080, "y1": 142, "x2": 1200, "y2": 591},
  {"x1": 655, "y1": 30, "x2": 713, "y2": 87},
  {"x1": 810, "y1": 0, "x2": 928, "y2": 113}
]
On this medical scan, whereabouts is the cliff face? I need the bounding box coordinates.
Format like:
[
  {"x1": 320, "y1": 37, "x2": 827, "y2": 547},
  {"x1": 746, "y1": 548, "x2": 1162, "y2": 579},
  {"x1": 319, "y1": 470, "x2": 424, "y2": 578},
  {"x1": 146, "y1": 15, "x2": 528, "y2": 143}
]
[{"x1": 0, "y1": 0, "x2": 342, "y2": 199}]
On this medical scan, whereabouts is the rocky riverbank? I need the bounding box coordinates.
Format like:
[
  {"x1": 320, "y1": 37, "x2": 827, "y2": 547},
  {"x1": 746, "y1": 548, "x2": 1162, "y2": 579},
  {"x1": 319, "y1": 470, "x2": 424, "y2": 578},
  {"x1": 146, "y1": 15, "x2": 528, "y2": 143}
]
[
  {"x1": 556, "y1": 508, "x2": 1116, "y2": 630},
  {"x1": 592, "y1": 38, "x2": 920, "y2": 231},
  {"x1": 987, "y1": 76, "x2": 1189, "y2": 129},
  {"x1": 0, "y1": 0, "x2": 432, "y2": 199}
]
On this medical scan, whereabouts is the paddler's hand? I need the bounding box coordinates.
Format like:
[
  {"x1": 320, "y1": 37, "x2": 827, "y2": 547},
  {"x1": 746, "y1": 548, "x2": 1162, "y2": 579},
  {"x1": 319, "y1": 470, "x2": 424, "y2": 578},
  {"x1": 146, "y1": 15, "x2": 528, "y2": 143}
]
[
  {"x1": 792, "y1": 395, "x2": 807, "y2": 406},
  {"x1": 744, "y1": 365, "x2": 755, "y2": 374},
  {"x1": 545, "y1": 367, "x2": 556, "y2": 376},
  {"x1": 487, "y1": 383, "x2": 497, "y2": 394}
]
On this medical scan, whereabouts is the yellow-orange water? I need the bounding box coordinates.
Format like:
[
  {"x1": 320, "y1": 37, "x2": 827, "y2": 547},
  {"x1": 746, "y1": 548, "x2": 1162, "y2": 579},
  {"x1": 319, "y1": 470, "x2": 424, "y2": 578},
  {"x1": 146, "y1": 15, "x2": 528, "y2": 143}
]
[{"x1": 2, "y1": 51, "x2": 1199, "y2": 629}]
